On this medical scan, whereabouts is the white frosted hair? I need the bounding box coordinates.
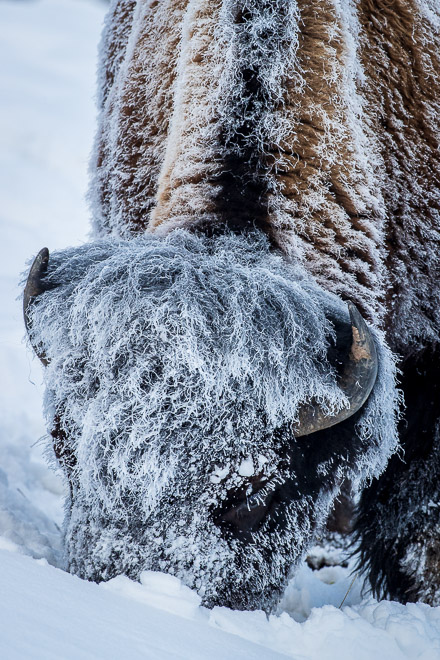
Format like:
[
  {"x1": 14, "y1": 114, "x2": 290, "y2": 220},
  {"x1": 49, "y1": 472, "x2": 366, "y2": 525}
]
[{"x1": 27, "y1": 231, "x2": 400, "y2": 609}]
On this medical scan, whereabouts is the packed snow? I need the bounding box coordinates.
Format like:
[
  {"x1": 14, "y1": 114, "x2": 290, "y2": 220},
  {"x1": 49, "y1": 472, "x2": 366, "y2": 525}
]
[{"x1": 1, "y1": 0, "x2": 440, "y2": 658}]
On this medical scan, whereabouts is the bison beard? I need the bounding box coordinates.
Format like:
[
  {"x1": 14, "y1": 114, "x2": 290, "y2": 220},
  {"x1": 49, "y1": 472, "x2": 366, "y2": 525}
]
[{"x1": 25, "y1": 232, "x2": 399, "y2": 610}]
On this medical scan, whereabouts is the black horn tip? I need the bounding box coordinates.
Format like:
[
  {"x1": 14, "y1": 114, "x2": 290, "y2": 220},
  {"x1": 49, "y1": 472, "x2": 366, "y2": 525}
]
[
  {"x1": 348, "y1": 302, "x2": 368, "y2": 337},
  {"x1": 347, "y1": 301, "x2": 378, "y2": 370},
  {"x1": 347, "y1": 301, "x2": 361, "y2": 325},
  {"x1": 39, "y1": 246, "x2": 49, "y2": 264},
  {"x1": 23, "y1": 248, "x2": 50, "y2": 366},
  {"x1": 24, "y1": 248, "x2": 50, "y2": 305}
]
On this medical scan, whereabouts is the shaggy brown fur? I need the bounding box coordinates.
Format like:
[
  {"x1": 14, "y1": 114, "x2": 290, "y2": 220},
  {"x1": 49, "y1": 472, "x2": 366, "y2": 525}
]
[
  {"x1": 354, "y1": 3, "x2": 440, "y2": 603},
  {"x1": 92, "y1": 0, "x2": 188, "y2": 235},
  {"x1": 92, "y1": 0, "x2": 439, "y2": 332},
  {"x1": 89, "y1": 0, "x2": 440, "y2": 604},
  {"x1": 357, "y1": 0, "x2": 440, "y2": 350}
]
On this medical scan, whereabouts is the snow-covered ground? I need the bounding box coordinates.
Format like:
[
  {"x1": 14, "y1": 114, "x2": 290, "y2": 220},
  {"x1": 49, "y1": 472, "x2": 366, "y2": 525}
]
[{"x1": 1, "y1": 1, "x2": 440, "y2": 658}]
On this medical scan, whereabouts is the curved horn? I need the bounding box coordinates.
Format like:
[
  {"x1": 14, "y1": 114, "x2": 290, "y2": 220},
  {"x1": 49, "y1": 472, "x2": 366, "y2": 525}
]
[
  {"x1": 294, "y1": 302, "x2": 378, "y2": 437},
  {"x1": 23, "y1": 247, "x2": 50, "y2": 366}
]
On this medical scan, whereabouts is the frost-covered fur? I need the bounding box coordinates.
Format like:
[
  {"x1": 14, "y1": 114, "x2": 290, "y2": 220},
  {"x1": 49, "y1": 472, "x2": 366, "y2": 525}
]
[
  {"x1": 354, "y1": 345, "x2": 440, "y2": 605},
  {"x1": 27, "y1": 0, "x2": 440, "y2": 607},
  {"x1": 91, "y1": 0, "x2": 385, "y2": 320},
  {"x1": 90, "y1": 0, "x2": 440, "y2": 337},
  {"x1": 28, "y1": 232, "x2": 398, "y2": 610}
]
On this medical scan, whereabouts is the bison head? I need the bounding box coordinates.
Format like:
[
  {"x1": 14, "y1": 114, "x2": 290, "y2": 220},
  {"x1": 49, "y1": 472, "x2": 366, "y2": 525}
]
[{"x1": 24, "y1": 231, "x2": 398, "y2": 610}]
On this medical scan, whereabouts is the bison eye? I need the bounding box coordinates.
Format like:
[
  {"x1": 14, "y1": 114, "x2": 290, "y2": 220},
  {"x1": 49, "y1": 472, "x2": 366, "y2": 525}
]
[{"x1": 247, "y1": 492, "x2": 265, "y2": 509}]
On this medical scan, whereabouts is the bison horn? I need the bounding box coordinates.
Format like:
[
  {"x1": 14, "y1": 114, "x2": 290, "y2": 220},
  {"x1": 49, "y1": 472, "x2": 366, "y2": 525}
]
[
  {"x1": 294, "y1": 302, "x2": 378, "y2": 437},
  {"x1": 23, "y1": 247, "x2": 50, "y2": 366}
]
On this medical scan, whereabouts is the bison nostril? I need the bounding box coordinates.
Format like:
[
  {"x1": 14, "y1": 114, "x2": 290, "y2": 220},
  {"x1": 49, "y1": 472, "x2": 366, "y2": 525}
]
[
  {"x1": 218, "y1": 495, "x2": 275, "y2": 537},
  {"x1": 212, "y1": 475, "x2": 278, "y2": 539}
]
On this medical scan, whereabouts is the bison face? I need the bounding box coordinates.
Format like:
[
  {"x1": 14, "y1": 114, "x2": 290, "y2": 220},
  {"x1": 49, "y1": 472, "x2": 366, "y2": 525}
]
[{"x1": 23, "y1": 231, "x2": 398, "y2": 611}]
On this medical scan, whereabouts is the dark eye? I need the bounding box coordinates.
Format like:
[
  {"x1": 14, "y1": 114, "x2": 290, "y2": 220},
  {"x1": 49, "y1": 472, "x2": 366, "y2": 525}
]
[{"x1": 247, "y1": 493, "x2": 264, "y2": 509}]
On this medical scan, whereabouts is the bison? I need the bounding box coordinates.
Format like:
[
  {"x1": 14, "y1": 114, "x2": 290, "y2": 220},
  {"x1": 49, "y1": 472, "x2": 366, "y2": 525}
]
[{"x1": 24, "y1": 0, "x2": 440, "y2": 610}]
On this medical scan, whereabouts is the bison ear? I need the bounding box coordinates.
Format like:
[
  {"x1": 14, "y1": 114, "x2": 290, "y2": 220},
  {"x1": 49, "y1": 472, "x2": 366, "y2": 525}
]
[
  {"x1": 23, "y1": 247, "x2": 50, "y2": 366},
  {"x1": 294, "y1": 302, "x2": 378, "y2": 437}
]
